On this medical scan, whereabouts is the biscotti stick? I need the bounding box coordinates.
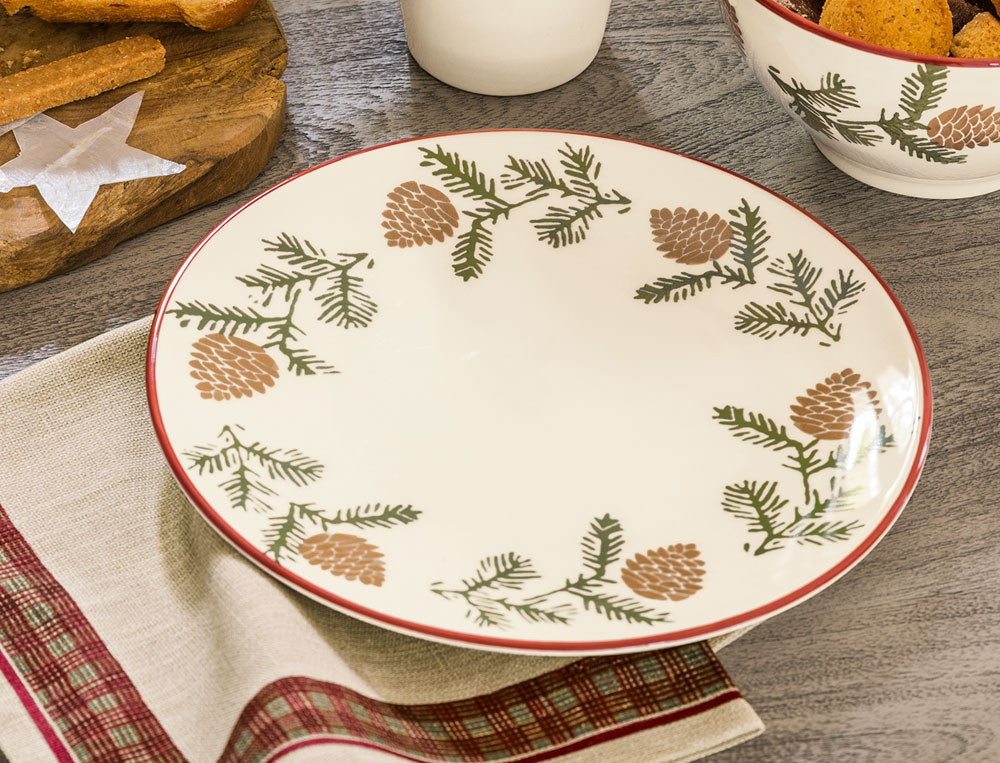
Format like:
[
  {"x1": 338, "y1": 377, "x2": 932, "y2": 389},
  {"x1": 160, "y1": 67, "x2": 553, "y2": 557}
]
[
  {"x1": 0, "y1": 35, "x2": 165, "y2": 125},
  {"x1": 0, "y1": 0, "x2": 257, "y2": 32}
]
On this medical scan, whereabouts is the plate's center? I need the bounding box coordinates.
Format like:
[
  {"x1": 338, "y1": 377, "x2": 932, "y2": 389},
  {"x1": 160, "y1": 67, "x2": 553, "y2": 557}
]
[{"x1": 319, "y1": 257, "x2": 725, "y2": 540}]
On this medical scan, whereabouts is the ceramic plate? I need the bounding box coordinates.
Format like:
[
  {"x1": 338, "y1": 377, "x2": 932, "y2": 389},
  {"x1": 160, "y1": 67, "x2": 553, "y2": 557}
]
[{"x1": 148, "y1": 131, "x2": 931, "y2": 654}]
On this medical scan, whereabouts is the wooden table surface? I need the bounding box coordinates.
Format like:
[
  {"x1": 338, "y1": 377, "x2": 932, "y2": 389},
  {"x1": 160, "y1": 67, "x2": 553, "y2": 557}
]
[{"x1": 1, "y1": 0, "x2": 998, "y2": 760}]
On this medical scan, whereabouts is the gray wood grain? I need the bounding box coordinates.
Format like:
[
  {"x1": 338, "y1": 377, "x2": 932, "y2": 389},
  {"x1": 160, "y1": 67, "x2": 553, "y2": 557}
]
[{"x1": 1, "y1": 0, "x2": 998, "y2": 760}]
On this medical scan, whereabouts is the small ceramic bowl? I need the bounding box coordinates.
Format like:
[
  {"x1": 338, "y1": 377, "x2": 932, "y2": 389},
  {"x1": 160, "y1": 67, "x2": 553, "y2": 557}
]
[
  {"x1": 721, "y1": 0, "x2": 1000, "y2": 198},
  {"x1": 399, "y1": 0, "x2": 611, "y2": 96}
]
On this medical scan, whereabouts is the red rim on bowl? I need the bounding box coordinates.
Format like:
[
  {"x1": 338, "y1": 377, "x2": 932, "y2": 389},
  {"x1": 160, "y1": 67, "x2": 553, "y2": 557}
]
[
  {"x1": 754, "y1": 0, "x2": 1000, "y2": 67},
  {"x1": 147, "y1": 130, "x2": 933, "y2": 654}
]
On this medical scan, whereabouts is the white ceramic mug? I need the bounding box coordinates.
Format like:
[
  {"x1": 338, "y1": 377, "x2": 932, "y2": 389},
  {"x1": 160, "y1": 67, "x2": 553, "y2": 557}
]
[{"x1": 399, "y1": 0, "x2": 612, "y2": 96}]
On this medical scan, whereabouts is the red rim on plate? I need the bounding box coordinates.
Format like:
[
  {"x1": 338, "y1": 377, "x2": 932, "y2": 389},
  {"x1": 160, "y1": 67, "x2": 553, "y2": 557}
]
[
  {"x1": 754, "y1": 0, "x2": 1000, "y2": 67},
  {"x1": 147, "y1": 130, "x2": 933, "y2": 654}
]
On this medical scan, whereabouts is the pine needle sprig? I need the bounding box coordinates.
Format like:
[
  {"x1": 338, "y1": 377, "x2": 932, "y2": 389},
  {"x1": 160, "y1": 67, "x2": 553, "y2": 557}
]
[
  {"x1": 220, "y1": 465, "x2": 276, "y2": 513},
  {"x1": 877, "y1": 113, "x2": 966, "y2": 164},
  {"x1": 557, "y1": 143, "x2": 603, "y2": 197},
  {"x1": 728, "y1": 199, "x2": 770, "y2": 280},
  {"x1": 431, "y1": 514, "x2": 669, "y2": 629},
  {"x1": 831, "y1": 120, "x2": 882, "y2": 146},
  {"x1": 574, "y1": 593, "x2": 669, "y2": 624},
  {"x1": 494, "y1": 597, "x2": 576, "y2": 625},
  {"x1": 315, "y1": 256, "x2": 379, "y2": 328},
  {"x1": 732, "y1": 251, "x2": 866, "y2": 346},
  {"x1": 183, "y1": 425, "x2": 324, "y2": 516},
  {"x1": 531, "y1": 199, "x2": 606, "y2": 248},
  {"x1": 770, "y1": 64, "x2": 967, "y2": 163},
  {"x1": 237, "y1": 265, "x2": 330, "y2": 305},
  {"x1": 768, "y1": 67, "x2": 859, "y2": 138},
  {"x1": 463, "y1": 553, "x2": 541, "y2": 594},
  {"x1": 419, "y1": 145, "x2": 506, "y2": 203},
  {"x1": 501, "y1": 156, "x2": 574, "y2": 197},
  {"x1": 898, "y1": 64, "x2": 949, "y2": 123},
  {"x1": 303, "y1": 503, "x2": 422, "y2": 530},
  {"x1": 239, "y1": 443, "x2": 325, "y2": 486},
  {"x1": 581, "y1": 514, "x2": 625, "y2": 579},
  {"x1": 451, "y1": 213, "x2": 496, "y2": 281},
  {"x1": 263, "y1": 503, "x2": 309, "y2": 562},
  {"x1": 792, "y1": 519, "x2": 864, "y2": 546},
  {"x1": 167, "y1": 301, "x2": 273, "y2": 335},
  {"x1": 713, "y1": 406, "x2": 801, "y2": 452},
  {"x1": 634, "y1": 269, "x2": 722, "y2": 304},
  {"x1": 722, "y1": 481, "x2": 790, "y2": 556},
  {"x1": 262, "y1": 233, "x2": 334, "y2": 269}
]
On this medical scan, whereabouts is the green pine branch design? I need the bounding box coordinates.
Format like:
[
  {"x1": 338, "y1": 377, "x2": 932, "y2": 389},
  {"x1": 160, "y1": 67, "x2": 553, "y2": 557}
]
[
  {"x1": 184, "y1": 425, "x2": 324, "y2": 515},
  {"x1": 431, "y1": 514, "x2": 668, "y2": 630},
  {"x1": 169, "y1": 301, "x2": 274, "y2": 335},
  {"x1": 715, "y1": 392, "x2": 895, "y2": 555},
  {"x1": 262, "y1": 502, "x2": 422, "y2": 563},
  {"x1": 733, "y1": 251, "x2": 865, "y2": 347},
  {"x1": 769, "y1": 64, "x2": 966, "y2": 164},
  {"x1": 168, "y1": 234, "x2": 379, "y2": 377},
  {"x1": 185, "y1": 429, "x2": 424, "y2": 567},
  {"x1": 417, "y1": 142, "x2": 632, "y2": 280},
  {"x1": 635, "y1": 199, "x2": 767, "y2": 304},
  {"x1": 899, "y1": 64, "x2": 948, "y2": 122}
]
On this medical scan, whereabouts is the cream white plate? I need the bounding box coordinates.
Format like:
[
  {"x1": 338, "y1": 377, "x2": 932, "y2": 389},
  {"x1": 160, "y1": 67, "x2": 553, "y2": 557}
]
[{"x1": 148, "y1": 131, "x2": 931, "y2": 654}]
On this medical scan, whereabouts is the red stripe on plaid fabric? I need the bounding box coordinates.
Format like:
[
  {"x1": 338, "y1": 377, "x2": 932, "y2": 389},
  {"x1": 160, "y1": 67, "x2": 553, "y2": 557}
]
[
  {"x1": 220, "y1": 642, "x2": 740, "y2": 763},
  {"x1": 0, "y1": 640, "x2": 74, "y2": 763},
  {"x1": 0, "y1": 502, "x2": 185, "y2": 762},
  {"x1": 262, "y1": 691, "x2": 743, "y2": 763}
]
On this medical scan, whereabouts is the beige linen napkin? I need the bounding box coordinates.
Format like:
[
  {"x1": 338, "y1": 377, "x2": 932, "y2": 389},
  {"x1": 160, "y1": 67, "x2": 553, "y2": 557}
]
[{"x1": 0, "y1": 317, "x2": 763, "y2": 763}]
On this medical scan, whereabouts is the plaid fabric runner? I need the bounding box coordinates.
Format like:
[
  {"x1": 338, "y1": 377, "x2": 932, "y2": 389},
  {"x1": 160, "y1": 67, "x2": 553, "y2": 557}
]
[
  {"x1": 221, "y1": 645, "x2": 741, "y2": 763},
  {"x1": 0, "y1": 502, "x2": 184, "y2": 763},
  {"x1": 0, "y1": 491, "x2": 748, "y2": 763}
]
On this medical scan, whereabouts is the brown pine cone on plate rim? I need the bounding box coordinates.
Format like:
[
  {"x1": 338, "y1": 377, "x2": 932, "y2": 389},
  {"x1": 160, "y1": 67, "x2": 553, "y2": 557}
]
[
  {"x1": 189, "y1": 334, "x2": 279, "y2": 401},
  {"x1": 789, "y1": 368, "x2": 881, "y2": 441},
  {"x1": 299, "y1": 533, "x2": 386, "y2": 587},
  {"x1": 649, "y1": 207, "x2": 732, "y2": 265},
  {"x1": 621, "y1": 543, "x2": 706, "y2": 601},
  {"x1": 382, "y1": 182, "x2": 460, "y2": 248}
]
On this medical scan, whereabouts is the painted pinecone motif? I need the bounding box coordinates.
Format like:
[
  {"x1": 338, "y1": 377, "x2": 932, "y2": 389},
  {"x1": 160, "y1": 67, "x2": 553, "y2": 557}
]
[
  {"x1": 650, "y1": 207, "x2": 732, "y2": 265},
  {"x1": 621, "y1": 544, "x2": 705, "y2": 601},
  {"x1": 790, "y1": 368, "x2": 881, "y2": 441},
  {"x1": 382, "y1": 181, "x2": 460, "y2": 248},
  {"x1": 189, "y1": 334, "x2": 279, "y2": 401},
  {"x1": 927, "y1": 106, "x2": 1000, "y2": 150},
  {"x1": 299, "y1": 533, "x2": 385, "y2": 586}
]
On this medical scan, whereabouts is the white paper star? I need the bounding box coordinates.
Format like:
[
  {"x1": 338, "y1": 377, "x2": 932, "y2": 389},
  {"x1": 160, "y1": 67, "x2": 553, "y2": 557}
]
[{"x1": 0, "y1": 92, "x2": 185, "y2": 232}]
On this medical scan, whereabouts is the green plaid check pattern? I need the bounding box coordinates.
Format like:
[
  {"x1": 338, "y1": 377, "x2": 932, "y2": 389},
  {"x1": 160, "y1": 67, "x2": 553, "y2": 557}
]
[
  {"x1": 1, "y1": 495, "x2": 745, "y2": 763},
  {"x1": 0, "y1": 503, "x2": 184, "y2": 762},
  {"x1": 219, "y1": 644, "x2": 741, "y2": 763}
]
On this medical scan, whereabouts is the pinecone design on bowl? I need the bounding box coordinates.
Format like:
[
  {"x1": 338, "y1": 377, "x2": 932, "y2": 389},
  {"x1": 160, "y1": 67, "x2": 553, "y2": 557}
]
[
  {"x1": 650, "y1": 207, "x2": 732, "y2": 265},
  {"x1": 790, "y1": 368, "x2": 881, "y2": 441},
  {"x1": 189, "y1": 334, "x2": 279, "y2": 401},
  {"x1": 927, "y1": 106, "x2": 1000, "y2": 150},
  {"x1": 621, "y1": 544, "x2": 705, "y2": 601},
  {"x1": 299, "y1": 533, "x2": 385, "y2": 587},
  {"x1": 382, "y1": 182, "x2": 460, "y2": 248}
]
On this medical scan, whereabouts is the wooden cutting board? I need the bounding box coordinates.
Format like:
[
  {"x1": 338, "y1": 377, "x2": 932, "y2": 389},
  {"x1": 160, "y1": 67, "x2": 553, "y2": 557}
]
[{"x1": 0, "y1": 0, "x2": 287, "y2": 292}]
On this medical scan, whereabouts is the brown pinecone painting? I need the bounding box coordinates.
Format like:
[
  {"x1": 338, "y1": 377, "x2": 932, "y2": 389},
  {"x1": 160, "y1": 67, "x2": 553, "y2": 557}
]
[
  {"x1": 790, "y1": 368, "x2": 882, "y2": 441},
  {"x1": 622, "y1": 544, "x2": 706, "y2": 601},
  {"x1": 382, "y1": 181, "x2": 460, "y2": 248},
  {"x1": 927, "y1": 106, "x2": 1000, "y2": 150},
  {"x1": 299, "y1": 533, "x2": 386, "y2": 586},
  {"x1": 190, "y1": 334, "x2": 279, "y2": 401},
  {"x1": 650, "y1": 207, "x2": 732, "y2": 265}
]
